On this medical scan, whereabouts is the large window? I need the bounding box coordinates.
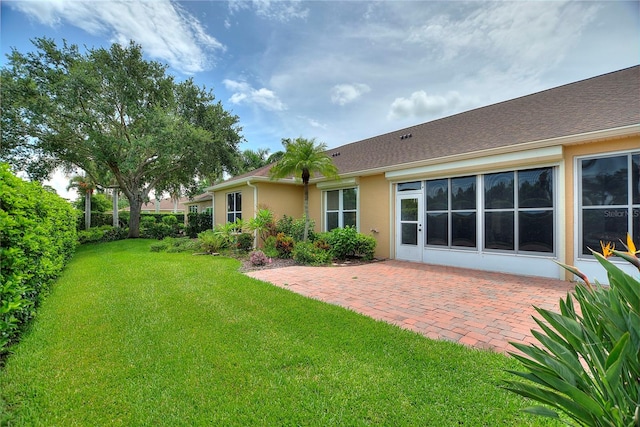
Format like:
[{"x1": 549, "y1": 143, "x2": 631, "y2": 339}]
[
  {"x1": 227, "y1": 192, "x2": 242, "y2": 223},
  {"x1": 580, "y1": 153, "x2": 640, "y2": 256},
  {"x1": 326, "y1": 188, "x2": 357, "y2": 231},
  {"x1": 484, "y1": 167, "x2": 554, "y2": 253},
  {"x1": 425, "y1": 176, "x2": 477, "y2": 248},
  {"x1": 188, "y1": 205, "x2": 198, "y2": 213}
]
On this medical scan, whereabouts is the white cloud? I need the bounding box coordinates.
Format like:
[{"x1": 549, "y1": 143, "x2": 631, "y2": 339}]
[
  {"x1": 406, "y1": 1, "x2": 599, "y2": 73},
  {"x1": 223, "y1": 79, "x2": 286, "y2": 111},
  {"x1": 228, "y1": 0, "x2": 309, "y2": 21},
  {"x1": 10, "y1": 0, "x2": 225, "y2": 74},
  {"x1": 387, "y1": 91, "x2": 466, "y2": 120},
  {"x1": 330, "y1": 83, "x2": 371, "y2": 106}
]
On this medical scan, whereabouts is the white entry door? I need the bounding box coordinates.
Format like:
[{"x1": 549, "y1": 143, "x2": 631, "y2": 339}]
[{"x1": 396, "y1": 192, "x2": 423, "y2": 262}]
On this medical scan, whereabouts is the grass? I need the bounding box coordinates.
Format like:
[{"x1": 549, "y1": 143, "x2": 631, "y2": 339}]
[{"x1": 0, "y1": 239, "x2": 559, "y2": 426}]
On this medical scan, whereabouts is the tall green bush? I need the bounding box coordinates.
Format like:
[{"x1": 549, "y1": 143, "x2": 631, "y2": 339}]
[
  {"x1": 0, "y1": 164, "x2": 77, "y2": 355},
  {"x1": 326, "y1": 226, "x2": 377, "y2": 260},
  {"x1": 504, "y1": 237, "x2": 640, "y2": 426}
]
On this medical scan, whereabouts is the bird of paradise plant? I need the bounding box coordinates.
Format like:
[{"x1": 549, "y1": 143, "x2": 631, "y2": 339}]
[{"x1": 504, "y1": 233, "x2": 640, "y2": 426}]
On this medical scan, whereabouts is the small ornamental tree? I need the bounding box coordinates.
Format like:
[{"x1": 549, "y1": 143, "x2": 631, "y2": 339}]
[
  {"x1": 504, "y1": 235, "x2": 640, "y2": 426},
  {"x1": 268, "y1": 138, "x2": 338, "y2": 241}
]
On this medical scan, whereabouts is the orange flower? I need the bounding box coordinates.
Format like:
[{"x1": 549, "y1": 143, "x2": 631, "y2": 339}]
[
  {"x1": 624, "y1": 233, "x2": 639, "y2": 256},
  {"x1": 600, "y1": 241, "x2": 615, "y2": 258}
]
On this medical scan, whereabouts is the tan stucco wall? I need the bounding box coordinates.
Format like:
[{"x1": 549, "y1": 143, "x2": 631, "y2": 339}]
[
  {"x1": 213, "y1": 183, "x2": 254, "y2": 227},
  {"x1": 358, "y1": 174, "x2": 391, "y2": 258},
  {"x1": 256, "y1": 182, "x2": 304, "y2": 220},
  {"x1": 562, "y1": 135, "x2": 640, "y2": 276}
]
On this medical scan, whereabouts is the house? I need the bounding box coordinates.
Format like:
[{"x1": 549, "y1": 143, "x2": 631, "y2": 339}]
[
  {"x1": 123, "y1": 197, "x2": 187, "y2": 214},
  {"x1": 182, "y1": 192, "x2": 213, "y2": 214},
  {"x1": 207, "y1": 66, "x2": 640, "y2": 283}
]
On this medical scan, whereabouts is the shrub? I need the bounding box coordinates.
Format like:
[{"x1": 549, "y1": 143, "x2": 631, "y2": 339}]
[
  {"x1": 275, "y1": 232, "x2": 295, "y2": 258},
  {"x1": 263, "y1": 235, "x2": 279, "y2": 258},
  {"x1": 197, "y1": 230, "x2": 228, "y2": 253},
  {"x1": 0, "y1": 164, "x2": 77, "y2": 355},
  {"x1": 77, "y1": 226, "x2": 128, "y2": 244},
  {"x1": 149, "y1": 237, "x2": 198, "y2": 253},
  {"x1": 292, "y1": 241, "x2": 332, "y2": 266},
  {"x1": 186, "y1": 212, "x2": 213, "y2": 237},
  {"x1": 503, "y1": 236, "x2": 640, "y2": 426},
  {"x1": 326, "y1": 226, "x2": 377, "y2": 260},
  {"x1": 249, "y1": 250, "x2": 269, "y2": 266},
  {"x1": 236, "y1": 232, "x2": 254, "y2": 252},
  {"x1": 276, "y1": 214, "x2": 315, "y2": 242},
  {"x1": 150, "y1": 241, "x2": 170, "y2": 252},
  {"x1": 249, "y1": 209, "x2": 276, "y2": 244}
]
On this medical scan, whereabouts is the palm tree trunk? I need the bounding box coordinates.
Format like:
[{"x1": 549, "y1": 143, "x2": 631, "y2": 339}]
[{"x1": 303, "y1": 182, "x2": 309, "y2": 241}]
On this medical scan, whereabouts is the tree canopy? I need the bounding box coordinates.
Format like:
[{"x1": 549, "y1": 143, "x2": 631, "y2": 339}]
[
  {"x1": 1, "y1": 37, "x2": 243, "y2": 237},
  {"x1": 269, "y1": 137, "x2": 339, "y2": 240}
]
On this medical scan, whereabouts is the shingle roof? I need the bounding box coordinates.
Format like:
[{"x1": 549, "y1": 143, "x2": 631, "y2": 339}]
[{"x1": 224, "y1": 66, "x2": 640, "y2": 183}]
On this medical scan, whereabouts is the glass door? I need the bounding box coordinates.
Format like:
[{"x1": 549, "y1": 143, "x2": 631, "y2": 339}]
[{"x1": 396, "y1": 192, "x2": 423, "y2": 262}]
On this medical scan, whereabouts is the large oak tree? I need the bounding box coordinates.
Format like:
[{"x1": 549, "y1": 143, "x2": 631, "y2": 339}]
[{"x1": 1, "y1": 38, "x2": 242, "y2": 237}]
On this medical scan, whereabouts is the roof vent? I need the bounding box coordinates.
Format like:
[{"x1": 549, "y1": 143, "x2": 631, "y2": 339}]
[
  {"x1": 331, "y1": 152, "x2": 341, "y2": 157},
  {"x1": 399, "y1": 133, "x2": 413, "y2": 140}
]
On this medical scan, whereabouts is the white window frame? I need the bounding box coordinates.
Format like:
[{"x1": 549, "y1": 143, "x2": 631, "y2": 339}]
[
  {"x1": 324, "y1": 187, "x2": 358, "y2": 231},
  {"x1": 226, "y1": 191, "x2": 242, "y2": 223}
]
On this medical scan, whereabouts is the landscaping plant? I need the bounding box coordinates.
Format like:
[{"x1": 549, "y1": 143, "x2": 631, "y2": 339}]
[
  {"x1": 248, "y1": 208, "x2": 276, "y2": 244},
  {"x1": 504, "y1": 234, "x2": 640, "y2": 426},
  {"x1": 326, "y1": 226, "x2": 377, "y2": 261},
  {"x1": 249, "y1": 250, "x2": 269, "y2": 266}
]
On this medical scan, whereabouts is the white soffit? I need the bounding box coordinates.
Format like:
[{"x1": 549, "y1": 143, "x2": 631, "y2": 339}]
[{"x1": 385, "y1": 146, "x2": 563, "y2": 180}]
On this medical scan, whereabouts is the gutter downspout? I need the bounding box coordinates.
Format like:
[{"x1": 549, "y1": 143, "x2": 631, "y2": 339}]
[
  {"x1": 208, "y1": 191, "x2": 215, "y2": 230},
  {"x1": 246, "y1": 181, "x2": 258, "y2": 247}
]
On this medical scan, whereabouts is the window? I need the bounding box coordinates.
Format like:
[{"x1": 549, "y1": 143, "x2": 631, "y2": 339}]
[
  {"x1": 227, "y1": 192, "x2": 242, "y2": 223},
  {"x1": 580, "y1": 153, "x2": 640, "y2": 256},
  {"x1": 326, "y1": 188, "x2": 357, "y2": 231},
  {"x1": 484, "y1": 168, "x2": 554, "y2": 253},
  {"x1": 188, "y1": 205, "x2": 198, "y2": 214},
  {"x1": 425, "y1": 176, "x2": 477, "y2": 248}
]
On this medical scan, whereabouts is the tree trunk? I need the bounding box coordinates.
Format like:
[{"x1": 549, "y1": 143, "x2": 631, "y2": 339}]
[
  {"x1": 84, "y1": 190, "x2": 91, "y2": 230},
  {"x1": 303, "y1": 182, "x2": 309, "y2": 241},
  {"x1": 127, "y1": 194, "x2": 144, "y2": 238}
]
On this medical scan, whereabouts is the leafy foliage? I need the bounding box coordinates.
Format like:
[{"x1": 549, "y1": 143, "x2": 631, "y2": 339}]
[
  {"x1": 504, "y1": 247, "x2": 640, "y2": 426},
  {"x1": 249, "y1": 250, "x2": 269, "y2": 266},
  {"x1": 262, "y1": 235, "x2": 279, "y2": 258},
  {"x1": 325, "y1": 226, "x2": 377, "y2": 261},
  {"x1": 248, "y1": 208, "x2": 276, "y2": 244},
  {"x1": 0, "y1": 164, "x2": 77, "y2": 356},
  {"x1": 292, "y1": 241, "x2": 332, "y2": 266},
  {"x1": 1, "y1": 38, "x2": 242, "y2": 238},
  {"x1": 276, "y1": 214, "x2": 316, "y2": 242},
  {"x1": 275, "y1": 232, "x2": 295, "y2": 259},
  {"x1": 197, "y1": 230, "x2": 228, "y2": 254},
  {"x1": 77, "y1": 225, "x2": 128, "y2": 244},
  {"x1": 186, "y1": 212, "x2": 213, "y2": 237}
]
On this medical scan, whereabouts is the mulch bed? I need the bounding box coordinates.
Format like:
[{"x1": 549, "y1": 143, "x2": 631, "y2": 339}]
[{"x1": 238, "y1": 256, "x2": 385, "y2": 273}]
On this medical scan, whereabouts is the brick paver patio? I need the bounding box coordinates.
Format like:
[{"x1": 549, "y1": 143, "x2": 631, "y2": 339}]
[{"x1": 246, "y1": 260, "x2": 576, "y2": 354}]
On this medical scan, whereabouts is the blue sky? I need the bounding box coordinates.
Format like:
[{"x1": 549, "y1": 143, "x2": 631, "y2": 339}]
[{"x1": 2, "y1": 0, "x2": 639, "y2": 198}]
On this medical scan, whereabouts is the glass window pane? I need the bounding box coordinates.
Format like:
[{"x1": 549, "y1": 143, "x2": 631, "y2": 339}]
[
  {"x1": 235, "y1": 192, "x2": 241, "y2": 211},
  {"x1": 327, "y1": 190, "x2": 339, "y2": 210},
  {"x1": 485, "y1": 211, "x2": 514, "y2": 250},
  {"x1": 519, "y1": 168, "x2": 553, "y2": 208},
  {"x1": 398, "y1": 181, "x2": 422, "y2": 191},
  {"x1": 227, "y1": 194, "x2": 234, "y2": 212},
  {"x1": 633, "y1": 154, "x2": 640, "y2": 205},
  {"x1": 426, "y1": 213, "x2": 448, "y2": 246},
  {"x1": 452, "y1": 212, "x2": 476, "y2": 248},
  {"x1": 401, "y1": 223, "x2": 418, "y2": 245},
  {"x1": 581, "y1": 156, "x2": 628, "y2": 206},
  {"x1": 426, "y1": 179, "x2": 448, "y2": 211},
  {"x1": 343, "y1": 188, "x2": 357, "y2": 210},
  {"x1": 343, "y1": 212, "x2": 356, "y2": 228},
  {"x1": 327, "y1": 212, "x2": 339, "y2": 231},
  {"x1": 485, "y1": 172, "x2": 514, "y2": 209},
  {"x1": 227, "y1": 213, "x2": 234, "y2": 223},
  {"x1": 582, "y1": 208, "x2": 628, "y2": 255},
  {"x1": 451, "y1": 176, "x2": 476, "y2": 210},
  {"x1": 519, "y1": 210, "x2": 554, "y2": 253},
  {"x1": 401, "y1": 198, "x2": 418, "y2": 221}
]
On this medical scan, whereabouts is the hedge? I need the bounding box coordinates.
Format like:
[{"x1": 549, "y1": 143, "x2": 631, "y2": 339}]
[
  {"x1": 0, "y1": 164, "x2": 78, "y2": 356},
  {"x1": 76, "y1": 212, "x2": 184, "y2": 231}
]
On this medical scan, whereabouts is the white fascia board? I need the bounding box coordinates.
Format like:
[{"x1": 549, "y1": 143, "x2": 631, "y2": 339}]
[
  {"x1": 316, "y1": 177, "x2": 359, "y2": 190},
  {"x1": 206, "y1": 176, "x2": 299, "y2": 192},
  {"x1": 386, "y1": 145, "x2": 563, "y2": 181}
]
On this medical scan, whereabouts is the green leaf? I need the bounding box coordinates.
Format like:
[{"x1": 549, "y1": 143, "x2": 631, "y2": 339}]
[{"x1": 522, "y1": 406, "x2": 561, "y2": 419}]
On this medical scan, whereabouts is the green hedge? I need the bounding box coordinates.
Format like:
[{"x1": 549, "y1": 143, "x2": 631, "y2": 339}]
[
  {"x1": 76, "y1": 212, "x2": 184, "y2": 231},
  {"x1": 0, "y1": 164, "x2": 78, "y2": 356}
]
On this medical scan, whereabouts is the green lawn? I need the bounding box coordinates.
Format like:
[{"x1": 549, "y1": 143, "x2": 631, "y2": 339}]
[{"x1": 0, "y1": 240, "x2": 558, "y2": 426}]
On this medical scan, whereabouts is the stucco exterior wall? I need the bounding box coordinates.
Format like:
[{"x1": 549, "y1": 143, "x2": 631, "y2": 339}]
[
  {"x1": 562, "y1": 135, "x2": 640, "y2": 279},
  {"x1": 213, "y1": 183, "x2": 254, "y2": 227},
  {"x1": 257, "y1": 182, "x2": 304, "y2": 221},
  {"x1": 359, "y1": 174, "x2": 391, "y2": 258}
]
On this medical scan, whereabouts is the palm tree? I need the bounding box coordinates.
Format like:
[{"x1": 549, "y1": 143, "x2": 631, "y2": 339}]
[
  {"x1": 67, "y1": 174, "x2": 97, "y2": 230},
  {"x1": 269, "y1": 137, "x2": 339, "y2": 241}
]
